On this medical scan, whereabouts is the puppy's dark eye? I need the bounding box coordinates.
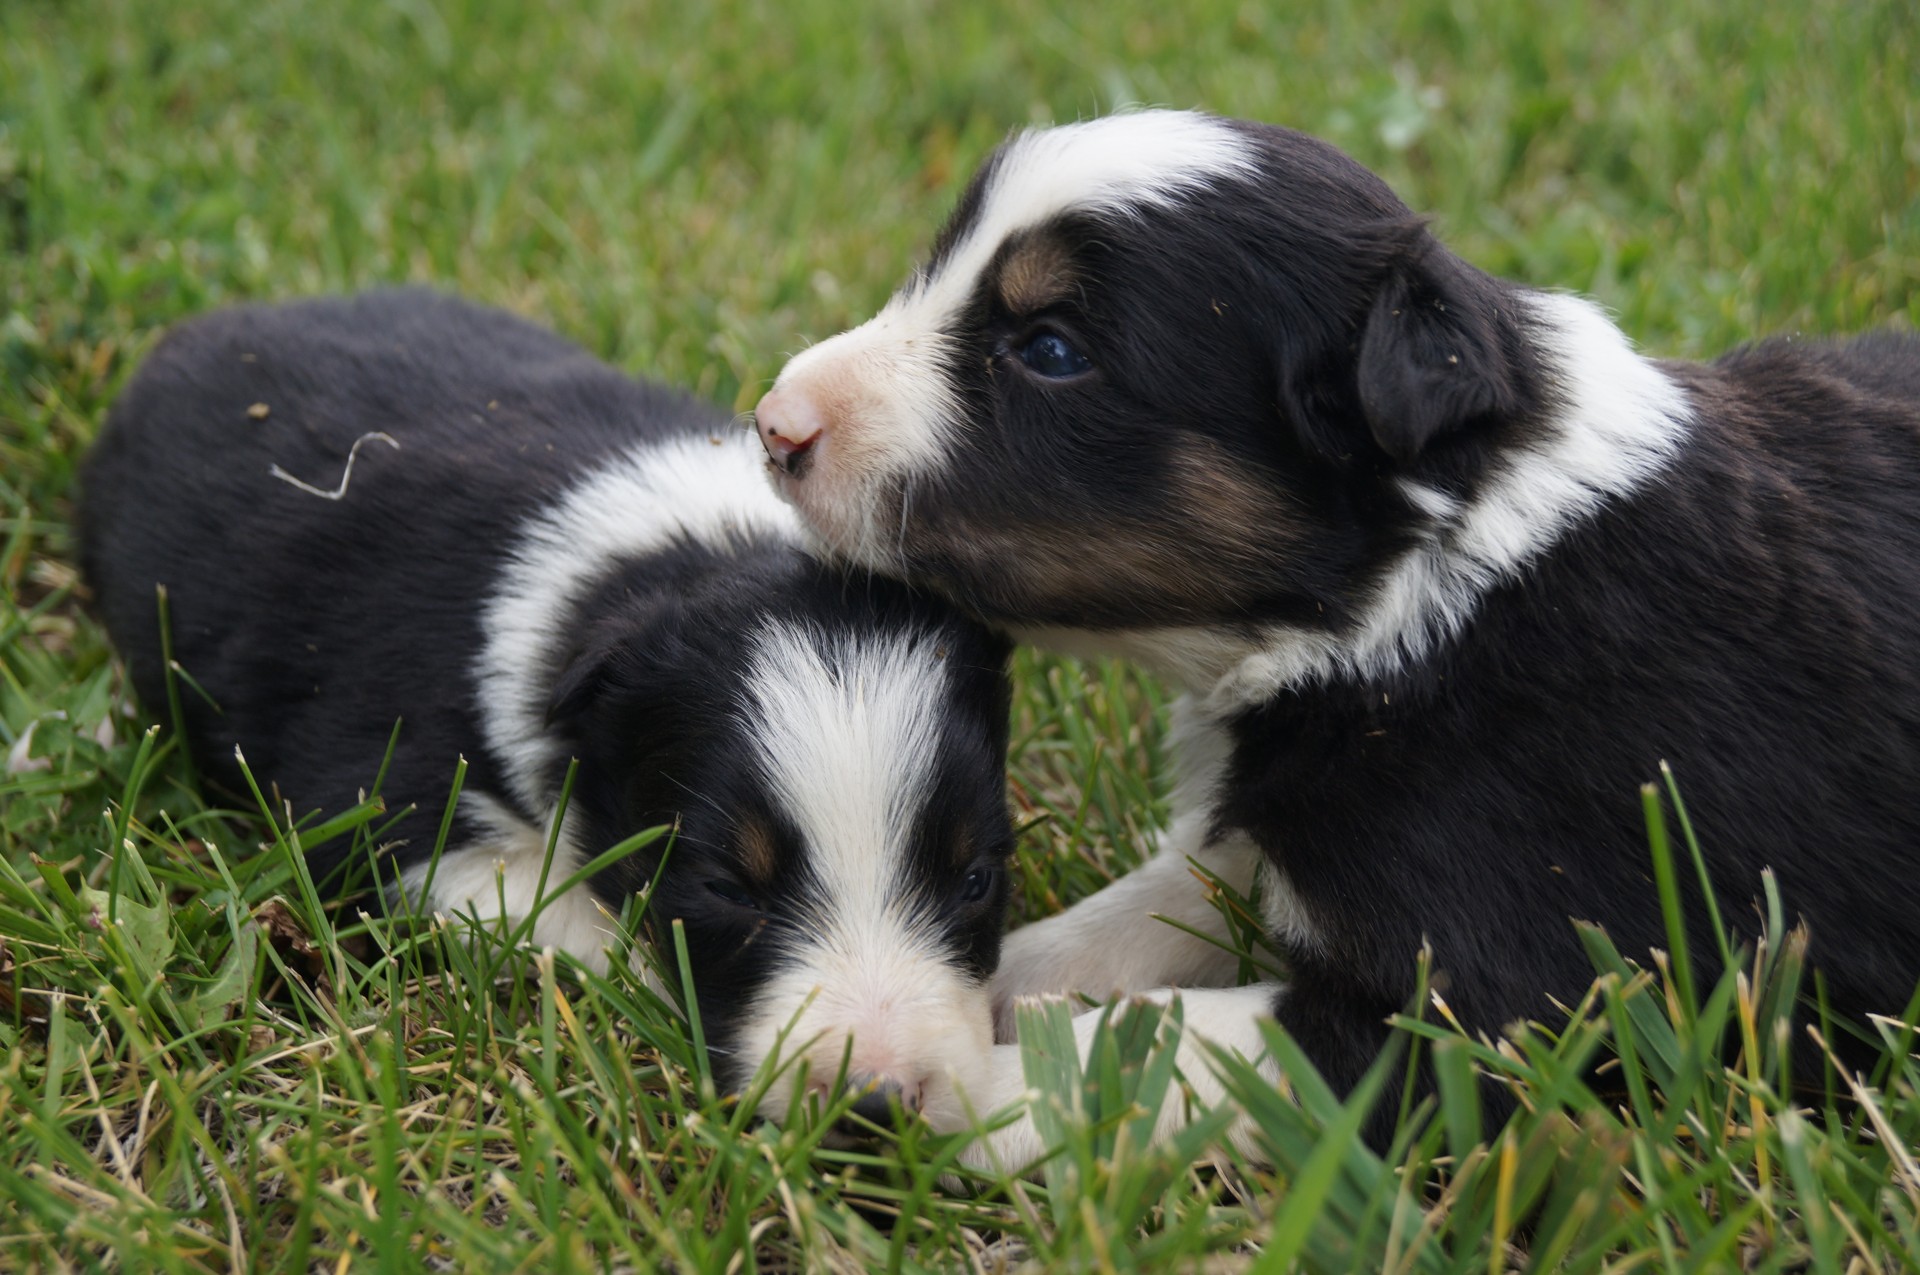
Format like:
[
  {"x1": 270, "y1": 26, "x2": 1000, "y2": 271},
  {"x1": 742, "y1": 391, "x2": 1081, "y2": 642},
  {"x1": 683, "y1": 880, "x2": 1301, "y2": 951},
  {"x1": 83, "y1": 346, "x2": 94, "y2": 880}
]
[
  {"x1": 705, "y1": 879, "x2": 759, "y2": 910},
  {"x1": 1017, "y1": 331, "x2": 1091, "y2": 379},
  {"x1": 959, "y1": 866, "x2": 997, "y2": 905}
]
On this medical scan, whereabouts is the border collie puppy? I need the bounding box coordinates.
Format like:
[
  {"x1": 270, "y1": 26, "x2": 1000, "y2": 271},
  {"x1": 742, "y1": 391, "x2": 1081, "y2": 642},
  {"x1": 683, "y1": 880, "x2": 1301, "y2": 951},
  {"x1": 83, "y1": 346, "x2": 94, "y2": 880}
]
[
  {"x1": 80, "y1": 290, "x2": 1015, "y2": 1128},
  {"x1": 754, "y1": 110, "x2": 1920, "y2": 1156}
]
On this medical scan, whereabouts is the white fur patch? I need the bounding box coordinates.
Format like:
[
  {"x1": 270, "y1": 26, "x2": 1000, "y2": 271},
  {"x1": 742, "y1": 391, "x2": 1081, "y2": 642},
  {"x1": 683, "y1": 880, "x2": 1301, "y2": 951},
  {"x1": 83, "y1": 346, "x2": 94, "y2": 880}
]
[
  {"x1": 445, "y1": 428, "x2": 801, "y2": 975},
  {"x1": 989, "y1": 818, "x2": 1262, "y2": 1029},
  {"x1": 729, "y1": 622, "x2": 998, "y2": 1125},
  {"x1": 894, "y1": 110, "x2": 1258, "y2": 362},
  {"x1": 475, "y1": 429, "x2": 803, "y2": 815},
  {"x1": 988, "y1": 698, "x2": 1291, "y2": 1035},
  {"x1": 1255, "y1": 859, "x2": 1320, "y2": 956},
  {"x1": 765, "y1": 111, "x2": 1256, "y2": 557},
  {"x1": 396, "y1": 790, "x2": 624, "y2": 973},
  {"x1": 950, "y1": 983, "x2": 1284, "y2": 1171},
  {"x1": 1033, "y1": 292, "x2": 1694, "y2": 711}
]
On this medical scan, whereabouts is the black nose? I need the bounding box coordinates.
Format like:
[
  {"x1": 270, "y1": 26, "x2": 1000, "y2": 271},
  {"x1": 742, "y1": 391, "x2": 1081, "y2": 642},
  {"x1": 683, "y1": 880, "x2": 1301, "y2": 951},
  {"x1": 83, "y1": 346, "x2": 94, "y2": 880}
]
[
  {"x1": 821, "y1": 1076, "x2": 930, "y2": 1147},
  {"x1": 844, "y1": 1075, "x2": 902, "y2": 1129}
]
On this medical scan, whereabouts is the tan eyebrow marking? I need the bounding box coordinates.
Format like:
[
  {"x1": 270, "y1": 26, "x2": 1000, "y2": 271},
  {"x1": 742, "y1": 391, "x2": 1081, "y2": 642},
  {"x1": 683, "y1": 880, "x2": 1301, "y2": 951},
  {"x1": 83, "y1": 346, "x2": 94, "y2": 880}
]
[
  {"x1": 736, "y1": 817, "x2": 779, "y2": 885},
  {"x1": 996, "y1": 233, "x2": 1077, "y2": 315}
]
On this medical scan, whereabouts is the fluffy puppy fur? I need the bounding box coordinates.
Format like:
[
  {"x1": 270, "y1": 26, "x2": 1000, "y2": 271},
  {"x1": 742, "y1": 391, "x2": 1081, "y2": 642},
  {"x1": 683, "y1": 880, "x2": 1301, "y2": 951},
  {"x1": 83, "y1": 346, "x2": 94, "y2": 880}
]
[
  {"x1": 80, "y1": 290, "x2": 1016, "y2": 1127},
  {"x1": 755, "y1": 110, "x2": 1920, "y2": 1155}
]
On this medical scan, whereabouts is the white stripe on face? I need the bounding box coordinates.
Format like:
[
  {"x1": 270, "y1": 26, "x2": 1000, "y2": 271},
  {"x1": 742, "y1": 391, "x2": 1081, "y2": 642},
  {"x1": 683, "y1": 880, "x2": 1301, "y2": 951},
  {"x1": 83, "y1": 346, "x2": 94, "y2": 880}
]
[
  {"x1": 765, "y1": 111, "x2": 1256, "y2": 560},
  {"x1": 731, "y1": 621, "x2": 997, "y2": 1124},
  {"x1": 895, "y1": 111, "x2": 1259, "y2": 345}
]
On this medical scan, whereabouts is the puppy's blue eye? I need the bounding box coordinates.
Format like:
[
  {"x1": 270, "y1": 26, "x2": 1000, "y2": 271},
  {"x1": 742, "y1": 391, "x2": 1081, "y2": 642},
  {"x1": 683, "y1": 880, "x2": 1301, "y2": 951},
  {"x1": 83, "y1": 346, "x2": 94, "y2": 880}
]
[
  {"x1": 1018, "y1": 332, "x2": 1091, "y2": 378},
  {"x1": 705, "y1": 879, "x2": 759, "y2": 910},
  {"x1": 959, "y1": 867, "x2": 996, "y2": 904}
]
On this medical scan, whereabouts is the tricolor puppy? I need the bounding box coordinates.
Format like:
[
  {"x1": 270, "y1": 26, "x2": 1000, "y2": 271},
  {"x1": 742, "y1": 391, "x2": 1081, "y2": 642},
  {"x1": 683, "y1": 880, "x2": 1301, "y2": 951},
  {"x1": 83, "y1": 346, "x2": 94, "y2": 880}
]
[
  {"x1": 756, "y1": 110, "x2": 1920, "y2": 1154},
  {"x1": 80, "y1": 290, "x2": 1015, "y2": 1128}
]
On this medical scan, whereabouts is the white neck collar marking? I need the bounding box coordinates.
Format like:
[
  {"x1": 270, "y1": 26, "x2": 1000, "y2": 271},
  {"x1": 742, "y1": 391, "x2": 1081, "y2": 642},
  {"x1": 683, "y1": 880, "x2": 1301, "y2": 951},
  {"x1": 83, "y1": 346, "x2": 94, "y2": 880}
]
[{"x1": 1020, "y1": 291, "x2": 1693, "y2": 715}]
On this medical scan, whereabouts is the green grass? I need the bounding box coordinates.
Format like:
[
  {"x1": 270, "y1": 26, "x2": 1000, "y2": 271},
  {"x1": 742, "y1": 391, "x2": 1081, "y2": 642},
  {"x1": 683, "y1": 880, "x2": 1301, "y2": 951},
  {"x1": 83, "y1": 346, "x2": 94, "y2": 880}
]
[{"x1": 3, "y1": 0, "x2": 1918, "y2": 1269}]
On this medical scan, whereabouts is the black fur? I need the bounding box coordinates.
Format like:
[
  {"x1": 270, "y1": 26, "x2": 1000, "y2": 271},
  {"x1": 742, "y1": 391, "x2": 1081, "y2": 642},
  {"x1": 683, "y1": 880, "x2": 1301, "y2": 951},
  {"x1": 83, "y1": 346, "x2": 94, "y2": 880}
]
[
  {"x1": 770, "y1": 115, "x2": 1920, "y2": 1140},
  {"x1": 1226, "y1": 338, "x2": 1920, "y2": 1106},
  {"x1": 807, "y1": 128, "x2": 1560, "y2": 641},
  {"x1": 79, "y1": 290, "x2": 1014, "y2": 1087}
]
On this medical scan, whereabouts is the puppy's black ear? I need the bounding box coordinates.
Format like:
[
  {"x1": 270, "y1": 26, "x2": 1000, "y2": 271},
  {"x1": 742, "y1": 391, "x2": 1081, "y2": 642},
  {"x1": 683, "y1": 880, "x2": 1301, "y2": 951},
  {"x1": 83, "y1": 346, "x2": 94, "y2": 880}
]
[
  {"x1": 544, "y1": 606, "x2": 687, "y2": 734},
  {"x1": 544, "y1": 609, "x2": 711, "y2": 806},
  {"x1": 1356, "y1": 238, "x2": 1520, "y2": 465},
  {"x1": 546, "y1": 637, "x2": 620, "y2": 728}
]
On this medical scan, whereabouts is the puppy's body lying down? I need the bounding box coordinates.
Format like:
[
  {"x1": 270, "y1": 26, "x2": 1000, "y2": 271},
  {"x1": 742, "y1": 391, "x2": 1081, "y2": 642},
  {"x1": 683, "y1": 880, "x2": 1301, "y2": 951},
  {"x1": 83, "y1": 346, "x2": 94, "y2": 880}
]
[
  {"x1": 81, "y1": 290, "x2": 1015, "y2": 1126},
  {"x1": 757, "y1": 111, "x2": 1920, "y2": 1154}
]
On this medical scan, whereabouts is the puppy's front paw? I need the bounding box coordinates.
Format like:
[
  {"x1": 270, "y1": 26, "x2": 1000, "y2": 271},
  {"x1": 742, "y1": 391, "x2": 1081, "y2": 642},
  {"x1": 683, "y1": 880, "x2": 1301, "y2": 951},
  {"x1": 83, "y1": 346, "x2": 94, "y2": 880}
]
[
  {"x1": 990, "y1": 907, "x2": 1250, "y2": 1041},
  {"x1": 919, "y1": 1042, "x2": 1055, "y2": 1178},
  {"x1": 951, "y1": 986, "x2": 1285, "y2": 1179},
  {"x1": 989, "y1": 915, "x2": 1111, "y2": 1041},
  {"x1": 991, "y1": 842, "x2": 1262, "y2": 1041}
]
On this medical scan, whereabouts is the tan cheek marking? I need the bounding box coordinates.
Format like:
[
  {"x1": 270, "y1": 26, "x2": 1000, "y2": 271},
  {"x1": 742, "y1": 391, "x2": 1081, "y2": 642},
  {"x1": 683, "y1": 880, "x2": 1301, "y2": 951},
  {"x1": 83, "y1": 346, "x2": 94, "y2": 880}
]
[
  {"x1": 941, "y1": 523, "x2": 1214, "y2": 609},
  {"x1": 1020, "y1": 536, "x2": 1220, "y2": 607},
  {"x1": 906, "y1": 443, "x2": 1308, "y2": 617},
  {"x1": 1168, "y1": 440, "x2": 1308, "y2": 571}
]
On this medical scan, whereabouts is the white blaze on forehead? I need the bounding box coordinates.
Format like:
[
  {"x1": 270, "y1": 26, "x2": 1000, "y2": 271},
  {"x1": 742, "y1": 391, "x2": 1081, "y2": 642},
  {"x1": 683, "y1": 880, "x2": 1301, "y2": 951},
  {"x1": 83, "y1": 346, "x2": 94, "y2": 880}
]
[
  {"x1": 476, "y1": 429, "x2": 803, "y2": 815},
  {"x1": 743, "y1": 621, "x2": 948, "y2": 925},
  {"x1": 768, "y1": 110, "x2": 1257, "y2": 511},
  {"x1": 899, "y1": 110, "x2": 1258, "y2": 331},
  {"x1": 734, "y1": 622, "x2": 998, "y2": 1122}
]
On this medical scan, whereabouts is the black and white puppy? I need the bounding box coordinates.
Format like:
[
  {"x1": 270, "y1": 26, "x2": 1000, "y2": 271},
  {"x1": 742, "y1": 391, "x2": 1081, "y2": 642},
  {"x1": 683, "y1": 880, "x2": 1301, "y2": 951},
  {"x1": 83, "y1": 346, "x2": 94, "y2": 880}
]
[
  {"x1": 80, "y1": 290, "x2": 1016, "y2": 1127},
  {"x1": 754, "y1": 110, "x2": 1920, "y2": 1155}
]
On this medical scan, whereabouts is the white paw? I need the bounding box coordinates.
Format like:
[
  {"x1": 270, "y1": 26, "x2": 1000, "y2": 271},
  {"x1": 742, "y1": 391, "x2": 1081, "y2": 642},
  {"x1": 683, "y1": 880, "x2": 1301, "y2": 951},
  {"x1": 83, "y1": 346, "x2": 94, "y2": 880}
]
[
  {"x1": 989, "y1": 901, "x2": 1249, "y2": 1041},
  {"x1": 989, "y1": 914, "x2": 1112, "y2": 1040},
  {"x1": 948, "y1": 985, "x2": 1286, "y2": 1178},
  {"x1": 915, "y1": 1041, "x2": 1052, "y2": 1177},
  {"x1": 989, "y1": 826, "x2": 1265, "y2": 1041}
]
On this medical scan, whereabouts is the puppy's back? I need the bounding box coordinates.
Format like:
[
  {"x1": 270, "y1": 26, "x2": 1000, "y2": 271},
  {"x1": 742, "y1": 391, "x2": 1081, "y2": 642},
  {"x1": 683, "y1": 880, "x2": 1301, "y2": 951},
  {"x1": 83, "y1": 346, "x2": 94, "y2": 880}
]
[
  {"x1": 1716, "y1": 329, "x2": 1920, "y2": 408},
  {"x1": 82, "y1": 289, "x2": 707, "y2": 570},
  {"x1": 79, "y1": 289, "x2": 730, "y2": 815}
]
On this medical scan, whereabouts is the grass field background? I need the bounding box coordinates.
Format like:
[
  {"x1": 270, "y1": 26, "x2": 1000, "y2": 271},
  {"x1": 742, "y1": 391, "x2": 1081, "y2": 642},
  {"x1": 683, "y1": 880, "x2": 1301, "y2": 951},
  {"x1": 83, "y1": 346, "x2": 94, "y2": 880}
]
[{"x1": 2, "y1": 0, "x2": 1917, "y2": 1270}]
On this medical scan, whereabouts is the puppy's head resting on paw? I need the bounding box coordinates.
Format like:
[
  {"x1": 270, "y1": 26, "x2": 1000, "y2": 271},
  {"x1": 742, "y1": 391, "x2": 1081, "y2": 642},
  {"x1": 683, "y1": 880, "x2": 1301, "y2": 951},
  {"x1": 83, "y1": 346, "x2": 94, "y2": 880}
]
[
  {"x1": 757, "y1": 111, "x2": 1683, "y2": 694},
  {"x1": 538, "y1": 563, "x2": 1017, "y2": 1129},
  {"x1": 79, "y1": 286, "x2": 1023, "y2": 1138}
]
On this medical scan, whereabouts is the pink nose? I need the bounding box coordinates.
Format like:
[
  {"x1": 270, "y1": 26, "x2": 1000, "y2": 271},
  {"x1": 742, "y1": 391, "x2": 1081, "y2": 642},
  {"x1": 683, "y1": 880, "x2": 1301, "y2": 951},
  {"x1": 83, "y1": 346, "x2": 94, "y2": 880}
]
[{"x1": 756, "y1": 387, "x2": 824, "y2": 477}]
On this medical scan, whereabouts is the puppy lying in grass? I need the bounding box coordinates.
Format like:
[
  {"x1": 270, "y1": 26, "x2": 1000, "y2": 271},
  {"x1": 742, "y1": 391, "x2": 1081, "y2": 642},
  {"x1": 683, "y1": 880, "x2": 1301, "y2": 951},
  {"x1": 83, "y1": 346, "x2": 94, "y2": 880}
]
[
  {"x1": 80, "y1": 289, "x2": 1016, "y2": 1131},
  {"x1": 755, "y1": 109, "x2": 1920, "y2": 1158}
]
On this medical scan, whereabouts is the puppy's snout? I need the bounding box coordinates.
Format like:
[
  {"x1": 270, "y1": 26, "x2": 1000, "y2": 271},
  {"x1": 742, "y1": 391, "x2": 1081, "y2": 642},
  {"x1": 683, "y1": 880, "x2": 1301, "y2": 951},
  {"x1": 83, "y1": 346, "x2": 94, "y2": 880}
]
[{"x1": 756, "y1": 387, "x2": 824, "y2": 477}]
